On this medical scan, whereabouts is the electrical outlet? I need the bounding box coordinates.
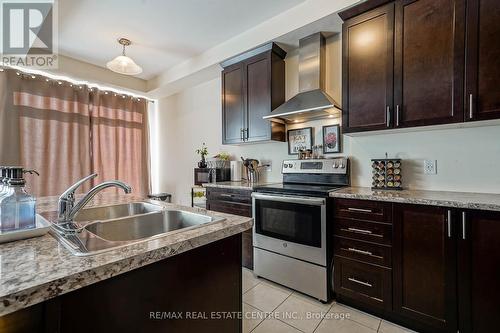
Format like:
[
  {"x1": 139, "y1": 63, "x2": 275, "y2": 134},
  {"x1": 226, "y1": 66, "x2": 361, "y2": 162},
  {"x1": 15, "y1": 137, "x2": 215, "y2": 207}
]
[
  {"x1": 260, "y1": 160, "x2": 272, "y2": 172},
  {"x1": 424, "y1": 160, "x2": 437, "y2": 175}
]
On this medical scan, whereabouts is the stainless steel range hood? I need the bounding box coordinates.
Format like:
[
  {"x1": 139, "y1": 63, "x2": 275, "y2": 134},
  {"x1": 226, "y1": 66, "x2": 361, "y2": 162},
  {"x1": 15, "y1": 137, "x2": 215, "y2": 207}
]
[{"x1": 264, "y1": 33, "x2": 341, "y2": 124}]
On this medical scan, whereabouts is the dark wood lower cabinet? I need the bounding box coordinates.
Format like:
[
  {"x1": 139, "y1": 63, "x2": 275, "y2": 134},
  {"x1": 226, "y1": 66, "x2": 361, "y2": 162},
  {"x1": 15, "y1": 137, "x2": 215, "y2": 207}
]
[
  {"x1": 0, "y1": 234, "x2": 242, "y2": 333},
  {"x1": 458, "y1": 209, "x2": 500, "y2": 333},
  {"x1": 335, "y1": 199, "x2": 500, "y2": 333},
  {"x1": 206, "y1": 187, "x2": 254, "y2": 269},
  {"x1": 393, "y1": 204, "x2": 457, "y2": 333}
]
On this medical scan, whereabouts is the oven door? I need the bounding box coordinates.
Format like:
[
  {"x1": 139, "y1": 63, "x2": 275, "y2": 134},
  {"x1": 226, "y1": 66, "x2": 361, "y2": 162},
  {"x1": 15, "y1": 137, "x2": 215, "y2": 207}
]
[{"x1": 252, "y1": 193, "x2": 327, "y2": 266}]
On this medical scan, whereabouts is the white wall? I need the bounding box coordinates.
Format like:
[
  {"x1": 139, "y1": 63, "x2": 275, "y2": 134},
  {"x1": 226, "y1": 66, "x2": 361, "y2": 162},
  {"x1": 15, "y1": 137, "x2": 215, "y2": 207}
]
[{"x1": 152, "y1": 34, "x2": 500, "y2": 205}]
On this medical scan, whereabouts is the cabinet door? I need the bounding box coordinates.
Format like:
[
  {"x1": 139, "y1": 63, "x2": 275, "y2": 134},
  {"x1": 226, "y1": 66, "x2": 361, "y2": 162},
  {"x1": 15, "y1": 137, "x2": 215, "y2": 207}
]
[
  {"x1": 393, "y1": 204, "x2": 457, "y2": 332},
  {"x1": 245, "y1": 53, "x2": 272, "y2": 142},
  {"x1": 342, "y1": 3, "x2": 394, "y2": 133},
  {"x1": 222, "y1": 63, "x2": 245, "y2": 144},
  {"x1": 394, "y1": 0, "x2": 465, "y2": 127},
  {"x1": 458, "y1": 210, "x2": 500, "y2": 333},
  {"x1": 465, "y1": 0, "x2": 500, "y2": 121}
]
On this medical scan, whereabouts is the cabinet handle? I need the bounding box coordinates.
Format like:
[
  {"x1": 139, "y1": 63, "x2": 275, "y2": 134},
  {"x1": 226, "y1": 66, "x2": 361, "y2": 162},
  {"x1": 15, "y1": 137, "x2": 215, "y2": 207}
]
[
  {"x1": 341, "y1": 227, "x2": 383, "y2": 238},
  {"x1": 386, "y1": 106, "x2": 391, "y2": 127},
  {"x1": 462, "y1": 211, "x2": 467, "y2": 240},
  {"x1": 396, "y1": 105, "x2": 400, "y2": 127},
  {"x1": 344, "y1": 247, "x2": 384, "y2": 259},
  {"x1": 219, "y1": 193, "x2": 233, "y2": 198},
  {"x1": 245, "y1": 128, "x2": 249, "y2": 141},
  {"x1": 348, "y1": 277, "x2": 373, "y2": 288},
  {"x1": 447, "y1": 210, "x2": 452, "y2": 238},
  {"x1": 469, "y1": 94, "x2": 473, "y2": 119},
  {"x1": 240, "y1": 128, "x2": 244, "y2": 141},
  {"x1": 347, "y1": 207, "x2": 372, "y2": 213}
]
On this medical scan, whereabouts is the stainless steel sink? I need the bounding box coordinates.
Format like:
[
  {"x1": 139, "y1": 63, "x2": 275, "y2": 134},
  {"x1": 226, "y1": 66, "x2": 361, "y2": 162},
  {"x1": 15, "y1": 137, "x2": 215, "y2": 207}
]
[
  {"x1": 74, "y1": 202, "x2": 163, "y2": 222},
  {"x1": 50, "y1": 202, "x2": 226, "y2": 256},
  {"x1": 85, "y1": 210, "x2": 214, "y2": 242}
]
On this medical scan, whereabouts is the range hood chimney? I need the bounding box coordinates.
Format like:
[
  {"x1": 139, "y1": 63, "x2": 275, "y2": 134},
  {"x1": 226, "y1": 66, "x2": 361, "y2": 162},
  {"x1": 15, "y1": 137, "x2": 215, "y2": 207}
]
[{"x1": 263, "y1": 32, "x2": 341, "y2": 123}]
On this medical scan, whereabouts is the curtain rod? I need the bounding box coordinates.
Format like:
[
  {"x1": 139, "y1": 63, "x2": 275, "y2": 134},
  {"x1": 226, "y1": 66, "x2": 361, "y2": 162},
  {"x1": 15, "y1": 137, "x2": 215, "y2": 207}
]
[{"x1": 1, "y1": 65, "x2": 156, "y2": 103}]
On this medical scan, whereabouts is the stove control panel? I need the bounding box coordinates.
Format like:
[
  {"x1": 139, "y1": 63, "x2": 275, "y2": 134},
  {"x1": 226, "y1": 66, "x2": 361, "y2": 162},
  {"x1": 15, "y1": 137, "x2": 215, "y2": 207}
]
[{"x1": 282, "y1": 158, "x2": 349, "y2": 174}]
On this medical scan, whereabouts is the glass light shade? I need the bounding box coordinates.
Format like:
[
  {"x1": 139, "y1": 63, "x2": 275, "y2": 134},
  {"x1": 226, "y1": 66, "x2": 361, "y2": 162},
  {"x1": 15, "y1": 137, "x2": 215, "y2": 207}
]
[{"x1": 106, "y1": 55, "x2": 142, "y2": 75}]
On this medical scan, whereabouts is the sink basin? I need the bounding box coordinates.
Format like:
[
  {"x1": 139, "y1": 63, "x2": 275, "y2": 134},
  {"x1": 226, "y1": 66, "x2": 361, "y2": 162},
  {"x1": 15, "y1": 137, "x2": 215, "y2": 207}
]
[
  {"x1": 85, "y1": 210, "x2": 215, "y2": 242},
  {"x1": 74, "y1": 202, "x2": 162, "y2": 222},
  {"x1": 50, "y1": 202, "x2": 226, "y2": 256}
]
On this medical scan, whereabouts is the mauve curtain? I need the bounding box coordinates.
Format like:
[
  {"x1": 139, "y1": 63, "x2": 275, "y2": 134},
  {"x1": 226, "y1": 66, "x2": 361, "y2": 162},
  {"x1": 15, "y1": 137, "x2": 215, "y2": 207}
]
[
  {"x1": 0, "y1": 68, "x2": 151, "y2": 197},
  {"x1": 90, "y1": 91, "x2": 150, "y2": 196},
  {"x1": 7, "y1": 70, "x2": 93, "y2": 197}
]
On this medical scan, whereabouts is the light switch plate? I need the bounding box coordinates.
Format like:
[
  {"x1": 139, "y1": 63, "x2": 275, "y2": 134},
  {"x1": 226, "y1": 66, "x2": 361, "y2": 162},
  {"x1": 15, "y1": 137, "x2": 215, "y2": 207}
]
[{"x1": 424, "y1": 160, "x2": 437, "y2": 175}]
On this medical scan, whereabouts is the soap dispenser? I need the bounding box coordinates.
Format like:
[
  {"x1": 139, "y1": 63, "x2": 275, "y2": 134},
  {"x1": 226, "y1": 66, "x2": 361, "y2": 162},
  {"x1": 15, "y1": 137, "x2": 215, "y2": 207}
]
[
  {"x1": 0, "y1": 167, "x2": 38, "y2": 232},
  {"x1": 0, "y1": 167, "x2": 7, "y2": 198}
]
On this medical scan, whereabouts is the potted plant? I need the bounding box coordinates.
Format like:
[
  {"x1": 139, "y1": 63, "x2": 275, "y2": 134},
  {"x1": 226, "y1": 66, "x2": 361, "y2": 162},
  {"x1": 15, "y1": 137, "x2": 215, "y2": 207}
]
[{"x1": 195, "y1": 143, "x2": 208, "y2": 168}]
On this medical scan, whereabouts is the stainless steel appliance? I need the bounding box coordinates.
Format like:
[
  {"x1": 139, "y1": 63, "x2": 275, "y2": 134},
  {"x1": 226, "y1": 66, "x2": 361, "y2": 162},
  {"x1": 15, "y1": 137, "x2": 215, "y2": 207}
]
[{"x1": 252, "y1": 158, "x2": 349, "y2": 302}]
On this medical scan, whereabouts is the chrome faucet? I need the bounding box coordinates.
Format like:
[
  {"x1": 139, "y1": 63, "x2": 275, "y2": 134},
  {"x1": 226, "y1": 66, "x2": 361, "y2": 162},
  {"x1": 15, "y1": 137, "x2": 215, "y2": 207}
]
[{"x1": 58, "y1": 174, "x2": 132, "y2": 223}]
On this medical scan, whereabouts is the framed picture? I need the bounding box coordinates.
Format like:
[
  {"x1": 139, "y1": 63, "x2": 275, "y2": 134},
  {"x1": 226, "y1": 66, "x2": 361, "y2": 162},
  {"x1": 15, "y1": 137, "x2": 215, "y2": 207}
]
[
  {"x1": 287, "y1": 127, "x2": 313, "y2": 155},
  {"x1": 322, "y1": 125, "x2": 341, "y2": 154}
]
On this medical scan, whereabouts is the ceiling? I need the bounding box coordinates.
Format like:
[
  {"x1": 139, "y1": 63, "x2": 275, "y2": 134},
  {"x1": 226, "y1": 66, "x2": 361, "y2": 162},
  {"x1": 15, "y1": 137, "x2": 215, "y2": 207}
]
[{"x1": 58, "y1": 0, "x2": 305, "y2": 80}]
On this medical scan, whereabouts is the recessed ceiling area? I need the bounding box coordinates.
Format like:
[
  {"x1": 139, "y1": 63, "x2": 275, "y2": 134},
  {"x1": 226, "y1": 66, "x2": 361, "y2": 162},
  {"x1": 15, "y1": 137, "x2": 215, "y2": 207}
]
[{"x1": 58, "y1": 0, "x2": 305, "y2": 80}]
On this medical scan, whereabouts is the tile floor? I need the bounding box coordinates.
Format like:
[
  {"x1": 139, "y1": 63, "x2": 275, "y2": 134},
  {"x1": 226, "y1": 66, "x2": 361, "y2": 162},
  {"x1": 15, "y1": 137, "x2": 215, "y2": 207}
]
[{"x1": 242, "y1": 268, "x2": 417, "y2": 333}]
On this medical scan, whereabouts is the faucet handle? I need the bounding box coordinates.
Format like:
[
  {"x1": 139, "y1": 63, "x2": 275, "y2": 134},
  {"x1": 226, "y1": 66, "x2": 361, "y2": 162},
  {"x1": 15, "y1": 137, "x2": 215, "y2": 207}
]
[{"x1": 59, "y1": 173, "x2": 98, "y2": 201}]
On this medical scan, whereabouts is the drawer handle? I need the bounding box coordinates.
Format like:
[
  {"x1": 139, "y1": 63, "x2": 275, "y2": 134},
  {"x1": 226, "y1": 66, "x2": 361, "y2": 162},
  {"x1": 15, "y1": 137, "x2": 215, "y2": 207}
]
[
  {"x1": 219, "y1": 194, "x2": 233, "y2": 198},
  {"x1": 342, "y1": 227, "x2": 383, "y2": 238},
  {"x1": 348, "y1": 277, "x2": 373, "y2": 288},
  {"x1": 344, "y1": 247, "x2": 383, "y2": 259},
  {"x1": 347, "y1": 207, "x2": 373, "y2": 213}
]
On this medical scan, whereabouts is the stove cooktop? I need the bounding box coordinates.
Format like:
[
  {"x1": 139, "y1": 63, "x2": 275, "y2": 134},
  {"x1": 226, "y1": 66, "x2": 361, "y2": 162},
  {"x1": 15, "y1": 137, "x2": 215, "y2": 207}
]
[{"x1": 253, "y1": 183, "x2": 346, "y2": 197}]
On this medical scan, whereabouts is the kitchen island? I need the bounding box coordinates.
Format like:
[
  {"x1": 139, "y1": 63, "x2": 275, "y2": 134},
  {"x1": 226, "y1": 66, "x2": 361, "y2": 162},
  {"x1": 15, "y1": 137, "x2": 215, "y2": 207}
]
[{"x1": 0, "y1": 194, "x2": 252, "y2": 333}]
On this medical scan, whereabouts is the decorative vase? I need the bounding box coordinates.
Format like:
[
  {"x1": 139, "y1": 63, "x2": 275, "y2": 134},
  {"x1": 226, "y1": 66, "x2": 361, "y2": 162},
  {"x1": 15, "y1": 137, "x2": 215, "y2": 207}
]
[{"x1": 198, "y1": 156, "x2": 207, "y2": 168}]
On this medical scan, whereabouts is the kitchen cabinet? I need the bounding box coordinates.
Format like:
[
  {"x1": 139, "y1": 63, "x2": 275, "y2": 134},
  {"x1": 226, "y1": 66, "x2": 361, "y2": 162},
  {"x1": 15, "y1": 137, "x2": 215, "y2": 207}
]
[
  {"x1": 393, "y1": 204, "x2": 457, "y2": 333},
  {"x1": 333, "y1": 199, "x2": 393, "y2": 312},
  {"x1": 221, "y1": 43, "x2": 286, "y2": 144},
  {"x1": 341, "y1": 3, "x2": 394, "y2": 132},
  {"x1": 333, "y1": 198, "x2": 500, "y2": 333},
  {"x1": 206, "y1": 187, "x2": 254, "y2": 269},
  {"x1": 0, "y1": 235, "x2": 242, "y2": 333},
  {"x1": 465, "y1": 0, "x2": 500, "y2": 121},
  {"x1": 458, "y1": 210, "x2": 500, "y2": 333},
  {"x1": 394, "y1": 0, "x2": 465, "y2": 127},
  {"x1": 222, "y1": 63, "x2": 246, "y2": 144},
  {"x1": 340, "y1": 0, "x2": 500, "y2": 133}
]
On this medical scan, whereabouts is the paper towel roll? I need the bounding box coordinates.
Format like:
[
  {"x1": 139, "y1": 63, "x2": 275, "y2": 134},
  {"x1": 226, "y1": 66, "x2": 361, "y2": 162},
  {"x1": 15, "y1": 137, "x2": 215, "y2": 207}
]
[{"x1": 230, "y1": 161, "x2": 242, "y2": 181}]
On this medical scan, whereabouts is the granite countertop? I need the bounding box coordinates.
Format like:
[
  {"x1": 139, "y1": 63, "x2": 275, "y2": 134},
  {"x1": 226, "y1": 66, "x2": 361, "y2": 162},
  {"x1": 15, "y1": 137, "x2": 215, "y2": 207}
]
[
  {"x1": 330, "y1": 187, "x2": 500, "y2": 212},
  {"x1": 202, "y1": 181, "x2": 278, "y2": 190},
  {"x1": 0, "y1": 194, "x2": 252, "y2": 316}
]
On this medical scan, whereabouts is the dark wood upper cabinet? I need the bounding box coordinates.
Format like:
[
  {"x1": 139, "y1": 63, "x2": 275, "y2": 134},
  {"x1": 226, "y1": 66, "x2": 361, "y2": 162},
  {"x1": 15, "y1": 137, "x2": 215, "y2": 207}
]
[
  {"x1": 222, "y1": 63, "x2": 245, "y2": 144},
  {"x1": 342, "y1": 3, "x2": 395, "y2": 133},
  {"x1": 221, "y1": 43, "x2": 286, "y2": 144},
  {"x1": 340, "y1": 0, "x2": 500, "y2": 132},
  {"x1": 394, "y1": 0, "x2": 465, "y2": 127},
  {"x1": 393, "y1": 204, "x2": 457, "y2": 333},
  {"x1": 458, "y1": 209, "x2": 500, "y2": 333},
  {"x1": 465, "y1": 0, "x2": 500, "y2": 121}
]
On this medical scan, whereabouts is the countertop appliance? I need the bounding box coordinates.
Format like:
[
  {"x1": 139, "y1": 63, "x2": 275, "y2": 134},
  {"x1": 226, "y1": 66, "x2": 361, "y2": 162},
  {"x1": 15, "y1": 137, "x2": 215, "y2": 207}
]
[{"x1": 252, "y1": 157, "x2": 349, "y2": 302}]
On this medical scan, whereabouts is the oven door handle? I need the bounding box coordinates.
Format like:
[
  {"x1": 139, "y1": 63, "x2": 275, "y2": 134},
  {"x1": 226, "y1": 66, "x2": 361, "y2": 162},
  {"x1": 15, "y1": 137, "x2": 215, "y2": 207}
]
[{"x1": 251, "y1": 193, "x2": 326, "y2": 206}]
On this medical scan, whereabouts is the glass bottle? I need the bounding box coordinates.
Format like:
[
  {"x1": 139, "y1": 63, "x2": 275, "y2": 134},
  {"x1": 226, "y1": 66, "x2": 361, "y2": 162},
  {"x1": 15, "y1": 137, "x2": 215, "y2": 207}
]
[{"x1": 0, "y1": 167, "x2": 36, "y2": 231}]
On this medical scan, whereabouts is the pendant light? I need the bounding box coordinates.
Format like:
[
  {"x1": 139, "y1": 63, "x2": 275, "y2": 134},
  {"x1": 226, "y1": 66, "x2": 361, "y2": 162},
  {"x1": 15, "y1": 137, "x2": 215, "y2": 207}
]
[{"x1": 106, "y1": 38, "x2": 142, "y2": 75}]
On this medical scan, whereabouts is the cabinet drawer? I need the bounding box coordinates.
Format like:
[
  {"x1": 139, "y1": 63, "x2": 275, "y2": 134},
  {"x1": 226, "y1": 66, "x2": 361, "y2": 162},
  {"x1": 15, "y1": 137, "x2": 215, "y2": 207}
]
[
  {"x1": 335, "y1": 199, "x2": 392, "y2": 223},
  {"x1": 334, "y1": 236, "x2": 392, "y2": 267},
  {"x1": 206, "y1": 200, "x2": 252, "y2": 217},
  {"x1": 334, "y1": 256, "x2": 392, "y2": 310},
  {"x1": 206, "y1": 188, "x2": 252, "y2": 204},
  {"x1": 335, "y1": 218, "x2": 392, "y2": 245}
]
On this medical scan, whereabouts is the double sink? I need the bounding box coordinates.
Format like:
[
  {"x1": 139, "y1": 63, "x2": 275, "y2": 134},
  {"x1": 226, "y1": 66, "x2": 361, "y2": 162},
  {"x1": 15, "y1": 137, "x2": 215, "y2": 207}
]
[{"x1": 50, "y1": 202, "x2": 225, "y2": 256}]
